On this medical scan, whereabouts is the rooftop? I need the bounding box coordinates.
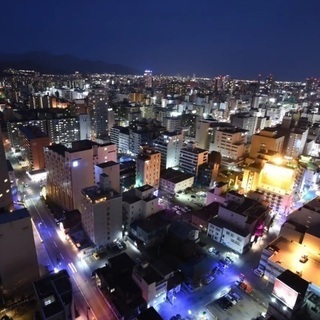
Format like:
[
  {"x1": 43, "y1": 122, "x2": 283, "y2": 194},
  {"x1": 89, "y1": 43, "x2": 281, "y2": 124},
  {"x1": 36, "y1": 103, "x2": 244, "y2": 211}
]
[
  {"x1": 33, "y1": 270, "x2": 72, "y2": 318},
  {"x1": 267, "y1": 236, "x2": 320, "y2": 287},
  {"x1": 136, "y1": 184, "x2": 154, "y2": 192},
  {"x1": 81, "y1": 185, "x2": 120, "y2": 202},
  {"x1": 160, "y1": 168, "x2": 194, "y2": 183},
  {"x1": 181, "y1": 147, "x2": 208, "y2": 154},
  {"x1": 96, "y1": 161, "x2": 118, "y2": 169},
  {"x1": 0, "y1": 208, "x2": 30, "y2": 225},
  {"x1": 135, "y1": 264, "x2": 164, "y2": 285}
]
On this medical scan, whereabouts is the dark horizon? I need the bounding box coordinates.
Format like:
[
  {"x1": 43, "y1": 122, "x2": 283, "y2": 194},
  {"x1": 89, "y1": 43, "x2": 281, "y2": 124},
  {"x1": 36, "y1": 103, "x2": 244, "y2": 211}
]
[{"x1": 1, "y1": 0, "x2": 320, "y2": 81}]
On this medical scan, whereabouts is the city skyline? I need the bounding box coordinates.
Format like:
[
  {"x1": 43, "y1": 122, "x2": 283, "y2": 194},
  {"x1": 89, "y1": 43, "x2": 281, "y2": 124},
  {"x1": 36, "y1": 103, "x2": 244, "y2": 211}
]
[{"x1": 1, "y1": 0, "x2": 320, "y2": 80}]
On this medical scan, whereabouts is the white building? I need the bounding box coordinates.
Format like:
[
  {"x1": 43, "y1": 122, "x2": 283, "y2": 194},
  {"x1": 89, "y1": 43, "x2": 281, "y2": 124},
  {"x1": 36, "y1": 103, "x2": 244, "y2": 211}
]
[
  {"x1": 207, "y1": 191, "x2": 270, "y2": 253},
  {"x1": 95, "y1": 161, "x2": 120, "y2": 194},
  {"x1": 159, "y1": 168, "x2": 194, "y2": 194},
  {"x1": 45, "y1": 140, "x2": 117, "y2": 211},
  {"x1": 179, "y1": 146, "x2": 208, "y2": 177},
  {"x1": 80, "y1": 182, "x2": 122, "y2": 247},
  {"x1": 132, "y1": 262, "x2": 167, "y2": 307},
  {"x1": 286, "y1": 128, "x2": 309, "y2": 158},
  {"x1": 154, "y1": 131, "x2": 183, "y2": 169},
  {"x1": 122, "y1": 185, "x2": 160, "y2": 228},
  {"x1": 210, "y1": 127, "x2": 249, "y2": 167}
]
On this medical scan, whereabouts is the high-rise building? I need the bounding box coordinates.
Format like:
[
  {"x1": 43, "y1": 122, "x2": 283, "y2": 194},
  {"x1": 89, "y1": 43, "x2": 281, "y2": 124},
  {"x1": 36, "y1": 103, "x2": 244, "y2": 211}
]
[
  {"x1": 123, "y1": 185, "x2": 160, "y2": 229},
  {"x1": 19, "y1": 126, "x2": 50, "y2": 171},
  {"x1": 249, "y1": 128, "x2": 285, "y2": 159},
  {"x1": 94, "y1": 161, "x2": 120, "y2": 194},
  {"x1": 179, "y1": 145, "x2": 208, "y2": 177},
  {"x1": 154, "y1": 131, "x2": 183, "y2": 169},
  {"x1": 0, "y1": 208, "x2": 39, "y2": 295},
  {"x1": 45, "y1": 140, "x2": 117, "y2": 211},
  {"x1": 80, "y1": 180, "x2": 122, "y2": 247},
  {"x1": 210, "y1": 127, "x2": 249, "y2": 168},
  {"x1": 195, "y1": 119, "x2": 233, "y2": 150},
  {"x1": 0, "y1": 130, "x2": 12, "y2": 210},
  {"x1": 78, "y1": 113, "x2": 91, "y2": 140},
  {"x1": 162, "y1": 116, "x2": 182, "y2": 132},
  {"x1": 230, "y1": 112, "x2": 257, "y2": 141},
  {"x1": 33, "y1": 269, "x2": 75, "y2": 320},
  {"x1": 144, "y1": 70, "x2": 153, "y2": 88},
  {"x1": 88, "y1": 86, "x2": 114, "y2": 140},
  {"x1": 136, "y1": 147, "x2": 161, "y2": 188},
  {"x1": 47, "y1": 117, "x2": 80, "y2": 146}
]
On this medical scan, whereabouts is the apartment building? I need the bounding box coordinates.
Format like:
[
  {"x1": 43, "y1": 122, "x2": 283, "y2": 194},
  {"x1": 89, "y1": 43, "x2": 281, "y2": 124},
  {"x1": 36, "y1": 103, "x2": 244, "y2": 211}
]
[
  {"x1": 136, "y1": 147, "x2": 161, "y2": 188},
  {"x1": 45, "y1": 140, "x2": 117, "y2": 211}
]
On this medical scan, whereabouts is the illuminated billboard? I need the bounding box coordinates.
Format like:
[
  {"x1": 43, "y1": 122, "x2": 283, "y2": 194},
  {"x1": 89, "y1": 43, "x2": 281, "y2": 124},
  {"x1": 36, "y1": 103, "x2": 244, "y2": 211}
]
[{"x1": 272, "y1": 278, "x2": 299, "y2": 310}]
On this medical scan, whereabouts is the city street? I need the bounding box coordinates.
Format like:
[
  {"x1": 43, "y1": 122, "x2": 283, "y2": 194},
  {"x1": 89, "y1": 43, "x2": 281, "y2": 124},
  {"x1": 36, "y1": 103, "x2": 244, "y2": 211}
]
[{"x1": 7, "y1": 151, "x2": 117, "y2": 320}]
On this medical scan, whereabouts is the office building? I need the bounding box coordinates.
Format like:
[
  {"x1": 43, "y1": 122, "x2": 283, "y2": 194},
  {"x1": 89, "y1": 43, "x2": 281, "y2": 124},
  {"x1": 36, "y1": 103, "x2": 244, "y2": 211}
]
[
  {"x1": 250, "y1": 128, "x2": 285, "y2": 159},
  {"x1": 242, "y1": 155, "x2": 297, "y2": 214},
  {"x1": 33, "y1": 269, "x2": 75, "y2": 320},
  {"x1": 19, "y1": 125, "x2": 50, "y2": 171},
  {"x1": 136, "y1": 147, "x2": 161, "y2": 188},
  {"x1": 179, "y1": 145, "x2": 208, "y2": 177},
  {"x1": 162, "y1": 116, "x2": 181, "y2": 132},
  {"x1": 123, "y1": 185, "x2": 160, "y2": 228},
  {"x1": 95, "y1": 161, "x2": 120, "y2": 194},
  {"x1": 286, "y1": 128, "x2": 309, "y2": 158},
  {"x1": 154, "y1": 131, "x2": 183, "y2": 169},
  {"x1": 80, "y1": 181, "x2": 122, "y2": 247},
  {"x1": 207, "y1": 191, "x2": 270, "y2": 253},
  {"x1": 78, "y1": 113, "x2": 91, "y2": 140},
  {"x1": 0, "y1": 208, "x2": 39, "y2": 295},
  {"x1": 144, "y1": 69, "x2": 153, "y2": 88},
  {"x1": 230, "y1": 112, "x2": 257, "y2": 141},
  {"x1": 0, "y1": 131, "x2": 12, "y2": 210},
  {"x1": 45, "y1": 140, "x2": 117, "y2": 211},
  {"x1": 159, "y1": 168, "x2": 194, "y2": 194},
  {"x1": 210, "y1": 127, "x2": 249, "y2": 168},
  {"x1": 88, "y1": 86, "x2": 114, "y2": 140}
]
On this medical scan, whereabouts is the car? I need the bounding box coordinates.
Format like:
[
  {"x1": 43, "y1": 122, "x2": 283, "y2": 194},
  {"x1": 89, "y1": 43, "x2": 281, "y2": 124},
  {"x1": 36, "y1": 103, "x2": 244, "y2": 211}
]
[
  {"x1": 213, "y1": 249, "x2": 220, "y2": 255},
  {"x1": 176, "y1": 210, "x2": 182, "y2": 215},
  {"x1": 116, "y1": 242, "x2": 124, "y2": 250},
  {"x1": 225, "y1": 256, "x2": 234, "y2": 263},
  {"x1": 93, "y1": 252, "x2": 100, "y2": 260},
  {"x1": 225, "y1": 293, "x2": 237, "y2": 305},
  {"x1": 229, "y1": 292, "x2": 241, "y2": 302},
  {"x1": 24, "y1": 184, "x2": 29, "y2": 188},
  {"x1": 253, "y1": 268, "x2": 264, "y2": 277},
  {"x1": 202, "y1": 275, "x2": 214, "y2": 285},
  {"x1": 208, "y1": 247, "x2": 215, "y2": 253}
]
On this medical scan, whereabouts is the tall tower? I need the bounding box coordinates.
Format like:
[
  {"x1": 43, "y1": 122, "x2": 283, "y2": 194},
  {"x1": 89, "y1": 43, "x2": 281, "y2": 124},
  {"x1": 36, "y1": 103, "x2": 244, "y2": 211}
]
[
  {"x1": 144, "y1": 70, "x2": 153, "y2": 88},
  {"x1": 0, "y1": 130, "x2": 12, "y2": 210}
]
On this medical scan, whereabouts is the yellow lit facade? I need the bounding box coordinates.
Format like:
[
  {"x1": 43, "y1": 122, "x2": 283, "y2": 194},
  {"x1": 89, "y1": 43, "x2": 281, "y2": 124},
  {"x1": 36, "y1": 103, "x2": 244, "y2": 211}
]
[{"x1": 242, "y1": 157, "x2": 297, "y2": 213}]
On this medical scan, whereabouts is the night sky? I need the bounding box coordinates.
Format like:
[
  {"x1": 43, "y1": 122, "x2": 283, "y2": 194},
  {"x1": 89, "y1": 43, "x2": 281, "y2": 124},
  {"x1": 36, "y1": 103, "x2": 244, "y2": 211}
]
[{"x1": 2, "y1": 0, "x2": 320, "y2": 80}]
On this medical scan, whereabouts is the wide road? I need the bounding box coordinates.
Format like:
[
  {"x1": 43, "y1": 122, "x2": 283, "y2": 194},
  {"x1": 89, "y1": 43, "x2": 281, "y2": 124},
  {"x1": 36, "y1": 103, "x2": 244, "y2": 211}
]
[
  {"x1": 24, "y1": 194, "x2": 118, "y2": 320},
  {"x1": 5, "y1": 147, "x2": 118, "y2": 320}
]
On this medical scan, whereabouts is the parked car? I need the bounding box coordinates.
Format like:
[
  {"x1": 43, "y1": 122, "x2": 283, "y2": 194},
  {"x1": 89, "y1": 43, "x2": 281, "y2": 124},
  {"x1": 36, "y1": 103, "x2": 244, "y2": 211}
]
[
  {"x1": 202, "y1": 275, "x2": 214, "y2": 285},
  {"x1": 230, "y1": 292, "x2": 241, "y2": 302},
  {"x1": 225, "y1": 293, "x2": 237, "y2": 305},
  {"x1": 253, "y1": 268, "x2": 264, "y2": 277},
  {"x1": 208, "y1": 247, "x2": 215, "y2": 253}
]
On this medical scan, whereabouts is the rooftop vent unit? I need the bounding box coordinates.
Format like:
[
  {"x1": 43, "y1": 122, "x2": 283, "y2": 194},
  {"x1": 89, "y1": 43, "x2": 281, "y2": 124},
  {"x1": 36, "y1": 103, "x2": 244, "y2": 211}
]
[{"x1": 299, "y1": 255, "x2": 308, "y2": 263}]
